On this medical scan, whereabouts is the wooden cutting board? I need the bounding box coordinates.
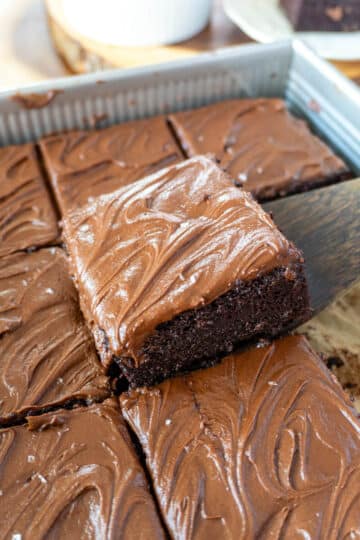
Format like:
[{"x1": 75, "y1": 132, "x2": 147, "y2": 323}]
[
  {"x1": 1, "y1": 0, "x2": 359, "y2": 88},
  {"x1": 45, "y1": 0, "x2": 360, "y2": 78}
]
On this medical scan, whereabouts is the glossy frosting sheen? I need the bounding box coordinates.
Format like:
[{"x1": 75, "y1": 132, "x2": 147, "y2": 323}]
[
  {"x1": 63, "y1": 156, "x2": 299, "y2": 366},
  {"x1": 0, "y1": 143, "x2": 58, "y2": 257},
  {"x1": 169, "y1": 99, "x2": 349, "y2": 200},
  {"x1": 121, "y1": 335, "x2": 360, "y2": 540},
  {"x1": 39, "y1": 115, "x2": 183, "y2": 214},
  {"x1": 0, "y1": 399, "x2": 165, "y2": 539},
  {"x1": 0, "y1": 248, "x2": 109, "y2": 422}
]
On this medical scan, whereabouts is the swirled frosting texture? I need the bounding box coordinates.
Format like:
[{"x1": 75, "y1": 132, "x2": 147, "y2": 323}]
[
  {"x1": 169, "y1": 99, "x2": 349, "y2": 201},
  {"x1": 0, "y1": 248, "x2": 109, "y2": 423},
  {"x1": 0, "y1": 399, "x2": 165, "y2": 539},
  {"x1": 39, "y1": 115, "x2": 183, "y2": 214},
  {"x1": 121, "y1": 335, "x2": 360, "y2": 540},
  {"x1": 63, "y1": 157, "x2": 299, "y2": 366},
  {"x1": 0, "y1": 143, "x2": 59, "y2": 257}
]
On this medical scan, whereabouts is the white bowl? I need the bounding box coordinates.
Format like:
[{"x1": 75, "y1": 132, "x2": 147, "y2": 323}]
[{"x1": 62, "y1": 0, "x2": 212, "y2": 47}]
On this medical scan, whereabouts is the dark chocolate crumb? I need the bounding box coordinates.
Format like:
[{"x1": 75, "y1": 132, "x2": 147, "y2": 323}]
[
  {"x1": 344, "y1": 382, "x2": 357, "y2": 390},
  {"x1": 89, "y1": 113, "x2": 108, "y2": 129},
  {"x1": 145, "y1": 197, "x2": 153, "y2": 209},
  {"x1": 284, "y1": 268, "x2": 297, "y2": 281},
  {"x1": 326, "y1": 356, "x2": 345, "y2": 369}
]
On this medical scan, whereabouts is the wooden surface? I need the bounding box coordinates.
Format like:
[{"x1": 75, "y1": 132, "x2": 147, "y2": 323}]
[
  {"x1": 47, "y1": 0, "x2": 360, "y2": 79},
  {"x1": 45, "y1": 0, "x2": 252, "y2": 73},
  {"x1": 0, "y1": 0, "x2": 360, "y2": 89},
  {"x1": 264, "y1": 178, "x2": 360, "y2": 313}
]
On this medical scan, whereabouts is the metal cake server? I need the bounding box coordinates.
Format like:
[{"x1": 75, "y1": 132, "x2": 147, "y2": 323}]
[{"x1": 264, "y1": 177, "x2": 360, "y2": 314}]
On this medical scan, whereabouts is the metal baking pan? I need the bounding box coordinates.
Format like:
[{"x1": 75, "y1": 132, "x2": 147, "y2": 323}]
[{"x1": 0, "y1": 39, "x2": 359, "y2": 173}]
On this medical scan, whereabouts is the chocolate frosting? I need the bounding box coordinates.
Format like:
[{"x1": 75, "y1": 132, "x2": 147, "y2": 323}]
[
  {"x1": 0, "y1": 248, "x2": 109, "y2": 423},
  {"x1": 39, "y1": 115, "x2": 183, "y2": 214},
  {"x1": 11, "y1": 90, "x2": 62, "y2": 109},
  {"x1": 0, "y1": 144, "x2": 59, "y2": 257},
  {"x1": 121, "y1": 335, "x2": 360, "y2": 540},
  {"x1": 63, "y1": 156, "x2": 300, "y2": 367},
  {"x1": 0, "y1": 399, "x2": 165, "y2": 539},
  {"x1": 169, "y1": 99, "x2": 349, "y2": 200}
]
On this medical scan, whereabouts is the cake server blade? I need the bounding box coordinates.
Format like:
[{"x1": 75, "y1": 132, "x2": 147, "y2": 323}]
[{"x1": 263, "y1": 177, "x2": 360, "y2": 314}]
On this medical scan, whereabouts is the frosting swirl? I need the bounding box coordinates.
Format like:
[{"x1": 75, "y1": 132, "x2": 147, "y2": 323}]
[
  {"x1": 0, "y1": 144, "x2": 58, "y2": 257},
  {"x1": 0, "y1": 248, "x2": 109, "y2": 423},
  {"x1": 169, "y1": 99, "x2": 349, "y2": 200},
  {"x1": 63, "y1": 157, "x2": 299, "y2": 365},
  {"x1": 121, "y1": 335, "x2": 360, "y2": 540},
  {"x1": 0, "y1": 399, "x2": 165, "y2": 539},
  {"x1": 40, "y1": 115, "x2": 183, "y2": 214}
]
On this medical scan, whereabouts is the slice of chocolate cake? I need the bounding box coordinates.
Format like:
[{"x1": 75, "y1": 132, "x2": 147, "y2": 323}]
[
  {"x1": 39, "y1": 115, "x2": 183, "y2": 215},
  {"x1": 63, "y1": 156, "x2": 310, "y2": 387},
  {"x1": 120, "y1": 335, "x2": 360, "y2": 540},
  {"x1": 280, "y1": 0, "x2": 360, "y2": 32},
  {"x1": 0, "y1": 143, "x2": 59, "y2": 257},
  {"x1": 0, "y1": 248, "x2": 109, "y2": 425},
  {"x1": 169, "y1": 98, "x2": 350, "y2": 201},
  {"x1": 0, "y1": 399, "x2": 165, "y2": 539}
]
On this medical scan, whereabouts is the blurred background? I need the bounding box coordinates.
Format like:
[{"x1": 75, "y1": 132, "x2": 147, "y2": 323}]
[{"x1": 1, "y1": 0, "x2": 359, "y2": 90}]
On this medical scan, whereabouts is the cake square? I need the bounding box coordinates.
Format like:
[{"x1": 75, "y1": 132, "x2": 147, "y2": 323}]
[
  {"x1": 280, "y1": 0, "x2": 360, "y2": 32},
  {"x1": 0, "y1": 143, "x2": 59, "y2": 257},
  {"x1": 121, "y1": 335, "x2": 360, "y2": 540},
  {"x1": 0, "y1": 399, "x2": 165, "y2": 539},
  {"x1": 63, "y1": 156, "x2": 310, "y2": 386},
  {"x1": 169, "y1": 98, "x2": 350, "y2": 201},
  {"x1": 39, "y1": 115, "x2": 183, "y2": 215},
  {"x1": 0, "y1": 248, "x2": 109, "y2": 425}
]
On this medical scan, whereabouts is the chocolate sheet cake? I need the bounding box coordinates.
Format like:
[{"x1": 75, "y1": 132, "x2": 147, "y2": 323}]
[
  {"x1": 121, "y1": 335, "x2": 360, "y2": 540},
  {"x1": 0, "y1": 399, "x2": 165, "y2": 539},
  {"x1": 0, "y1": 143, "x2": 58, "y2": 257},
  {"x1": 169, "y1": 98, "x2": 350, "y2": 201},
  {"x1": 280, "y1": 0, "x2": 360, "y2": 32},
  {"x1": 63, "y1": 156, "x2": 310, "y2": 386},
  {"x1": 39, "y1": 115, "x2": 183, "y2": 215},
  {"x1": 0, "y1": 248, "x2": 109, "y2": 425}
]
